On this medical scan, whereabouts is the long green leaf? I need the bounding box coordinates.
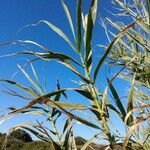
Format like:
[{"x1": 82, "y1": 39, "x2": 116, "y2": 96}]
[
  {"x1": 17, "y1": 65, "x2": 43, "y2": 95},
  {"x1": 107, "y1": 79, "x2": 126, "y2": 120},
  {"x1": 30, "y1": 63, "x2": 43, "y2": 94},
  {"x1": 75, "y1": 89, "x2": 94, "y2": 100},
  {"x1": 63, "y1": 125, "x2": 72, "y2": 150},
  {"x1": 62, "y1": 0, "x2": 76, "y2": 41},
  {"x1": 35, "y1": 20, "x2": 77, "y2": 53},
  {"x1": 19, "y1": 51, "x2": 90, "y2": 84},
  {"x1": 107, "y1": 104, "x2": 122, "y2": 118},
  {"x1": 46, "y1": 101, "x2": 86, "y2": 110},
  {"x1": 84, "y1": 0, "x2": 97, "y2": 59},
  {"x1": 10, "y1": 125, "x2": 50, "y2": 142},
  {"x1": 147, "y1": 0, "x2": 150, "y2": 28},
  {"x1": 76, "y1": 0, "x2": 82, "y2": 53},
  {"x1": 63, "y1": 118, "x2": 71, "y2": 134},
  {"x1": 0, "y1": 79, "x2": 38, "y2": 97},
  {"x1": 84, "y1": 0, "x2": 98, "y2": 73},
  {"x1": 22, "y1": 126, "x2": 61, "y2": 150},
  {"x1": 51, "y1": 80, "x2": 62, "y2": 117},
  {"x1": 127, "y1": 75, "x2": 135, "y2": 126},
  {"x1": 17, "y1": 40, "x2": 49, "y2": 52},
  {"x1": 18, "y1": 50, "x2": 81, "y2": 66},
  {"x1": 9, "y1": 94, "x2": 100, "y2": 129},
  {"x1": 50, "y1": 100, "x2": 100, "y2": 129}
]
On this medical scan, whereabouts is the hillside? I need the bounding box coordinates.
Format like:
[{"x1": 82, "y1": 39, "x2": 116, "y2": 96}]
[{"x1": 0, "y1": 135, "x2": 123, "y2": 150}]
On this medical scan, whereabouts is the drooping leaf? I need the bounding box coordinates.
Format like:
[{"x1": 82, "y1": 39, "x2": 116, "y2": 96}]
[
  {"x1": 22, "y1": 91, "x2": 97, "y2": 130},
  {"x1": 23, "y1": 126, "x2": 62, "y2": 150},
  {"x1": 47, "y1": 100, "x2": 100, "y2": 129},
  {"x1": 75, "y1": 89, "x2": 94, "y2": 100},
  {"x1": 46, "y1": 101, "x2": 86, "y2": 110},
  {"x1": 31, "y1": 96, "x2": 99, "y2": 129},
  {"x1": 17, "y1": 40, "x2": 49, "y2": 52},
  {"x1": 20, "y1": 126, "x2": 50, "y2": 142},
  {"x1": 31, "y1": 20, "x2": 77, "y2": 53},
  {"x1": 18, "y1": 50, "x2": 81, "y2": 66},
  {"x1": 0, "y1": 79, "x2": 38, "y2": 97},
  {"x1": 18, "y1": 51, "x2": 90, "y2": 84},
  {"x1": 94, "y1": 19, "x2": 141, "y2": 82}
]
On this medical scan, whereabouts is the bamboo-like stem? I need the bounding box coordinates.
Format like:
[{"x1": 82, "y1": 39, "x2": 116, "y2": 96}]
[
  {"x1": 79, "y1": 53, "x2": 114, "y2": 148},
  {"x1": 49, "y1": 115, "x2": 63, "y2": 147}
]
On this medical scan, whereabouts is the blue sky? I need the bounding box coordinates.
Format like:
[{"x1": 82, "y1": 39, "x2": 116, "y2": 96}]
[{"x1": 0, "y1": 0, "x2": 129, "y2": 142}]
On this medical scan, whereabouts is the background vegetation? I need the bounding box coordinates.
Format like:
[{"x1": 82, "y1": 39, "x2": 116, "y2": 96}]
[{"x1": 0, "y1": 130, "x2": 106, "y2": 150}]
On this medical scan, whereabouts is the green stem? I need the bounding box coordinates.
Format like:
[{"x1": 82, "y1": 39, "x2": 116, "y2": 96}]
[
  {"x1": 49, "y1": 115, "x2": 63, "y2": 146},
  {"x1": 79, "y1": 53, "x2": 114, "y2": 148}
]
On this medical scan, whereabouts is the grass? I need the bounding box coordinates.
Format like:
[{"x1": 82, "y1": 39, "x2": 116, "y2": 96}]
[
  {"x1": 0, "y1": 137, "x2": 51, "y2": 150},
  {"x1": 0, "y1": 136, "x2": 109, "y2": 150}
]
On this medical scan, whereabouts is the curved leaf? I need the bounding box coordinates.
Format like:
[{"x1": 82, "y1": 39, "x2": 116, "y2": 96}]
[
  {"x1": 75, "y1": 89, "x2": 94, "y2": 100},
  {"x1": 0, "y1": 79, "x2": 38, "y2": 97},
  {"x1": 9, "y1": 95, "x2": 100, "y2": 129},
  {"x1": 18, "y1": 51, "x2": 91, "y2": 84},
  {"x1": 33, "y1": 20, "x2": 77, "y2": 53},
  {"x1": 94, "y1": 19, "x2": 142, "y2": 82},
  {"x1": 46, "y1": 101, "x2": 87, "y2": 110}
]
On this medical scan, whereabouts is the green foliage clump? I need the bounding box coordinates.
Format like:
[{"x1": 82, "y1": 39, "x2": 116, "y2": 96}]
[
  {"x1": 0, "y1": 138, "x2": 24, "y2": 150},
  {"x1": 0, "y1": 136, "x2": 51, "y2": 150},
  {"x1": 8, "y1": 129, "x2": 32, "y2": 143},
  {"x1": 22, "y1": 141, "x2": 51, "y2": 150}
]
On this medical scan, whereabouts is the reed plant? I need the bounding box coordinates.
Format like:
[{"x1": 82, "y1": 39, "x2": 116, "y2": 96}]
[{"x1": 0, "y1": 0, "x2": 149, "y2": 149}]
